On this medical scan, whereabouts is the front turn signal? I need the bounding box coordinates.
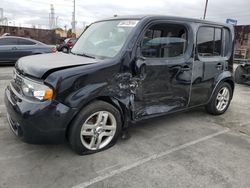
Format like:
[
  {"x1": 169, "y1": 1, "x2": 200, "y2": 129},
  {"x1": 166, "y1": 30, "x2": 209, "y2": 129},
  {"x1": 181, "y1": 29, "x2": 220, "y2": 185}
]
[{"x1": 43, "y1": 88, "x2": 53, "y2": 100}]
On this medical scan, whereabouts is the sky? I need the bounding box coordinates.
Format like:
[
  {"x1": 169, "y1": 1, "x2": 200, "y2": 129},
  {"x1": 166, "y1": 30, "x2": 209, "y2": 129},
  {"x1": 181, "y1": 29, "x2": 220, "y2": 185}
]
[{"x1": 1, "y1": 0, "x2": 250, "y2": 29}]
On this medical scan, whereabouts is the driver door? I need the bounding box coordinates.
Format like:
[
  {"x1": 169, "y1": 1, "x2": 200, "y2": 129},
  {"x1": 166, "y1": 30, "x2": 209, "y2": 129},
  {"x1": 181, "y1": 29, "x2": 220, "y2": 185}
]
[{"x1": 132, "y1": 21, "x2": 193, "y2": 120}]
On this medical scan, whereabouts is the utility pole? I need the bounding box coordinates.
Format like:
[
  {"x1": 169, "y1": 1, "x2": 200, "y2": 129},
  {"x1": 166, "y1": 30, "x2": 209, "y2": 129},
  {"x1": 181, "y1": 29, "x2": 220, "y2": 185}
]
[
  {"x1": 0, "y1": 8, "x2": 8, "y2": 25},
  {"x1": 49, "y1": 4, "x2": 55, "y2": 29},
  {"x1": 0, "y1": 8, "x2": 3, "y2": 20},
  {"x1": 71, "y1": 0, "x2": 76, "y2": 34},
  {"x1": 203, "y1": 0, "x2": 208, "y2": 19}
]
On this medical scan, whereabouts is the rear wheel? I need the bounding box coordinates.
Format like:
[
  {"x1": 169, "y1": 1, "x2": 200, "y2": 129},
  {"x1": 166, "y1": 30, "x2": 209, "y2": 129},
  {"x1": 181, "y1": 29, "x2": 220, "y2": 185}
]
[
  {"x1": 205, "y1": 82, "x2": 232, "y2": 115},
  {"x1": 235, "y1": 65, "x2": 247, "y2": 84},
  {"x1": 69, "y1": 101, "x2": 122, "y2": 155}
]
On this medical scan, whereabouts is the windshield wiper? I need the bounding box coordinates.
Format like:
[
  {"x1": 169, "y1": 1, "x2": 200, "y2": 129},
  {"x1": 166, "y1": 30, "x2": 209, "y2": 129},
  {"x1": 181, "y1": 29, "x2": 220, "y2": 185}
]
[
  {"x1": 70, "y1": 51, "x2": 95, "y2": 59},
  {"x1": 81, "y1": 53, "x2": 96, "y2": 59}
]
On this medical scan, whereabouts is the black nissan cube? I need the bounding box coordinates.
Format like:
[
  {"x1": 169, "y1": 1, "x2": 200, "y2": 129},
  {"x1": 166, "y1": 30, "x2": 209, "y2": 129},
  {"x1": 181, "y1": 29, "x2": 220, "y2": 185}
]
[{"x1": 4, "y1": 15, "x2": 235, "y2": 155}]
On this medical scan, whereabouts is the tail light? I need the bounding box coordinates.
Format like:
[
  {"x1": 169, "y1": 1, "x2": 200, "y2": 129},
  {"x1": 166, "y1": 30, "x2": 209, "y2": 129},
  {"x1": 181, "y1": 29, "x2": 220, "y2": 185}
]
[{"x1": 50, "y1": 47, "x2": 57, "y2": 53}]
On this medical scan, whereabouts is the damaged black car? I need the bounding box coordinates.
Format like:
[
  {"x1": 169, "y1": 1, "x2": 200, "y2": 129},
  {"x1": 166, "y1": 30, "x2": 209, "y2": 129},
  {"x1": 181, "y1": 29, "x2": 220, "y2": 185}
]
[{"x1": 4, "y1": 15, "x2": 235, "y2": 154}]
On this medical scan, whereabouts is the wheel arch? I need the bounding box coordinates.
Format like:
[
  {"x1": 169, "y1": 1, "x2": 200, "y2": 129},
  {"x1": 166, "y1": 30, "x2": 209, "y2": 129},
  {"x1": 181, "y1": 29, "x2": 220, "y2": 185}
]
[
  {"x1": 207, "y1": 75, "x2": 235, "y2": 104},
  {"x1": 224, "y1": 78, "x2": 234, "y2": 93},
  {"x1": 65, "y1": 95, "x2": 132, "y2": 139}
]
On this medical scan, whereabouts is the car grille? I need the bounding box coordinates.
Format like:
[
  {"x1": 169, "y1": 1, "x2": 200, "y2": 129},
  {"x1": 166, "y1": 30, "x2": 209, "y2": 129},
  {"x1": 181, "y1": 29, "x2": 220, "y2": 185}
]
[
  {"x1": 15, "y1": 74, "x2": 23, "y2": 88},
  {"x1": 11, "y1": 71, "x2": 23, "y2": 94}
]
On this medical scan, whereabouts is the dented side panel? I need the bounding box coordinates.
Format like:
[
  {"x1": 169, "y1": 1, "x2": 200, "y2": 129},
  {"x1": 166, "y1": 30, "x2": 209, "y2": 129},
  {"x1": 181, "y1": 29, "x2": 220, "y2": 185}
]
[{"x1": 131, "y1": 58, "x2": 193, "y2": 119}]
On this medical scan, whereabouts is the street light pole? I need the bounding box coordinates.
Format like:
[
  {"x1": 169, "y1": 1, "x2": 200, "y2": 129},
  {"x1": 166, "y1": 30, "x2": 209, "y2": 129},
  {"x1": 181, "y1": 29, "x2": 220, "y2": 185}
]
[
  {"x1": 203, "y1": 0, "x2": 208, "y2": 19},
  {"x1": 72, "y1": 0, "x2": 76, "y2": 34}
]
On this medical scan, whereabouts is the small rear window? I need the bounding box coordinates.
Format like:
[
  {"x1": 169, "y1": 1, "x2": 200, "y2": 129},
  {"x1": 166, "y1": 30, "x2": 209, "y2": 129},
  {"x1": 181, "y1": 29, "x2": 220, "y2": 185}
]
[{"x1": 223, "y1": 28, "x2": 231, "y2": 56}]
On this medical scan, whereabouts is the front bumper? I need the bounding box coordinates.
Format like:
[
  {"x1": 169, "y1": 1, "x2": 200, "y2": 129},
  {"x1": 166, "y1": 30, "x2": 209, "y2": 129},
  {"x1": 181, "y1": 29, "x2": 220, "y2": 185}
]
[{"x1": 4, "y1": 84, "x2": 77, "y2": 144}]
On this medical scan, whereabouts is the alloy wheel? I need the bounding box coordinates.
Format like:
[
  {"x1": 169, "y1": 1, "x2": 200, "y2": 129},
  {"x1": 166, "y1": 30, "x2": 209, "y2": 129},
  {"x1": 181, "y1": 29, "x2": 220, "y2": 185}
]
[
  {"x1": 80, "y1": 111, "x2": 117, "y2": 150},
  {"x1": 216, "y1": 87, "x2": 230, "y2": 112}
]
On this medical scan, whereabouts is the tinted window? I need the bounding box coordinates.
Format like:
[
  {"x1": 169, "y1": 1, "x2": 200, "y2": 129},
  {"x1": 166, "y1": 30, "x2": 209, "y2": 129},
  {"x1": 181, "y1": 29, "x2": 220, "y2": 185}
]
[
  {"x1": 223, "y1": 28, "x2": 231, "y2": 56},
  {"x1": 141, "y1": 23, "x2": 188, "y2": 58},
  {"x1": 197, "y1": 27, "x2": 222, "y2": 57},
  {"x1": 214, "y1": 28, "x2": 222, "y2": 56},
  {"x1": 18, "y1": 38, "x2": 36, "y2": 45},
  {"x1": 0, "y1": 38, "x2": 18, "y2": 45}
]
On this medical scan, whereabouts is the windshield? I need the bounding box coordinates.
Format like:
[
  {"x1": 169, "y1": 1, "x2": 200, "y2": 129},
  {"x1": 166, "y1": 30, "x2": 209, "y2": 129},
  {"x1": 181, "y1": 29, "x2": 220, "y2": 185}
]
[{"x1": 71, "y1": 20, "x2": 139, "y2": 59}]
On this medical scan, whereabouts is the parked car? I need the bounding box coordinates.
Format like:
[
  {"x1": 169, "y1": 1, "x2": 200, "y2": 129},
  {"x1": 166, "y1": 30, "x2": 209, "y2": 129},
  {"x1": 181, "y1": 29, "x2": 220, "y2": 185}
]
[
  {"x1": 0, "y1": 36, "x2": 57, "y2": 64},
  {"x1": 57, "y1": 38, "x2": 77, "y2": 53},
  {"x1": 235, "y1": 61, "x2": 250, "y2": 84},
  {"x1": 4, "y1": 15, "x2": 234, "y2": 155}
]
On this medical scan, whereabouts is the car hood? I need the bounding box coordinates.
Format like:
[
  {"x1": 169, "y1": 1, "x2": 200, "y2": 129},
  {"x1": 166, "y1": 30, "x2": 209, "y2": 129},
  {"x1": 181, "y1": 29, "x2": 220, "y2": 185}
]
[{"x1": 16, "y1": 53, "x2": 98, "y2": 79}]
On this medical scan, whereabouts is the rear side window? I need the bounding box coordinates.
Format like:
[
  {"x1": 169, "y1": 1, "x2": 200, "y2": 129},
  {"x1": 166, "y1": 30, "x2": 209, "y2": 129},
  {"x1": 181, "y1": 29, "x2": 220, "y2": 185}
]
[
  {"x1": 0, "y1": 38, "x2": 18, "y2": 45},
  {"x1": 18, "y1": 38, "x2": 36, "y2": 45},
  {"x1": 197, "y1": 27, "x2": 222, "y2": 57},
  {"x1": 141, "y1": 23, "x2": 188, "y2": 58},
  {"x1": 214, "y1": 28, "x2": 222, "y2": 56},
  {"x1": 223, "y1": 28, "x2": 231, "y2": 56}
]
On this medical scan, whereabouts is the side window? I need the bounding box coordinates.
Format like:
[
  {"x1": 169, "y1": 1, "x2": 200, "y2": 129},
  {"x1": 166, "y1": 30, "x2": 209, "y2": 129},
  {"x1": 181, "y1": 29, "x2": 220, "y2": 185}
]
[
  {"x1": 223, "y1": 28, "x2": 231, "y2": 56},
  {"x1": 141, "y1": 23, "x2": 188, "y2": 58},
  {"x1": 214, "y1": 28, "x2": 222, "y2": 56},
  {"x1": 0, "y1": 38, "x2": 18, "y2": 45},
  {"x1": 197, "y1": 27, "x2": 222, "y2": 57},
  {"x1": 18, "y1": 38, "x2": 36, "y2": 45}
]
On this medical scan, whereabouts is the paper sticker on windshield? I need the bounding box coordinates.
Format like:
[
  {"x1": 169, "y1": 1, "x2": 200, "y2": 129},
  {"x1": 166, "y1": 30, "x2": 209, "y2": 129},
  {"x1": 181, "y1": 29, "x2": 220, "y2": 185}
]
[{"x1": 118, "y1": 20, "x2": 139, "y2": 27}]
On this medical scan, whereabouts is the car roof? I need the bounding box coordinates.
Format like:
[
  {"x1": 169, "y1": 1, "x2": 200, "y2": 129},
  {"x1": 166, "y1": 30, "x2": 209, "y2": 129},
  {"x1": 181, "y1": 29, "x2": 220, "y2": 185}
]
[
  {"x1": 96, "y1": 14, "x2": 233, "y2": 28},
  {"x1": 0, "y1": 36, "x2": 45, "y2": 45}
]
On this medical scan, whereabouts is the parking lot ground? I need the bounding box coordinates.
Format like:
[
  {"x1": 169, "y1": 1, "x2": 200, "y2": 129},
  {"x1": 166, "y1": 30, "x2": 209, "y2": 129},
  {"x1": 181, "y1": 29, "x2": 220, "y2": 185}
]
[{"x1": 0, "y1": 66, "x2": 250, "y2": 188}]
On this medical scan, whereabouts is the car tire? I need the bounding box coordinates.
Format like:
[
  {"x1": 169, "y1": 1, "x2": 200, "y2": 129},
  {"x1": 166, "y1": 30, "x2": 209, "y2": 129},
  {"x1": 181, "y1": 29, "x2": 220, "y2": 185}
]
[
  {"x1": 235, "y1": 65, "x2": 247, "y2": 84},
  {"x1": 62, "y1": 47, "x2": 68, "y2": 53},
  {"x1": 205, "y1": 82, "x2": 232, "y2": 115},
  {"x1": 68, "y1": 101, "x2": 122, "y2": 155}
]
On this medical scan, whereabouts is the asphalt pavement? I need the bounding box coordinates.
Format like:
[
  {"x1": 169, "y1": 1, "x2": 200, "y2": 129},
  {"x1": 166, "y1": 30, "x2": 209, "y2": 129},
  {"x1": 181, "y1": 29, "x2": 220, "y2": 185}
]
[{"x1": 0, "y1": 65, "x2": 250, "y2": 188}]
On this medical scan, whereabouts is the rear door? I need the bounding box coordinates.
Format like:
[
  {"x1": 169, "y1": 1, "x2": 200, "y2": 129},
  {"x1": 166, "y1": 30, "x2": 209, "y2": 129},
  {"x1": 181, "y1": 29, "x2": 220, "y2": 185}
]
[
  {"x1": 132, "y1": 21, "x2": 193, "y2": 119},
  {"x1": 0, "y1": 38, "x2": 18, "y2": 62},
  {"x1": 189, "y1": 26, "x2": 229, "y2": 106}
]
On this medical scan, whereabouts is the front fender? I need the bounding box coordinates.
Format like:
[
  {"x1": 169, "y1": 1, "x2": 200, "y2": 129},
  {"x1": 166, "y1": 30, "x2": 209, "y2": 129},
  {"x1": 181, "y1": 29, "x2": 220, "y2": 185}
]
[
  {"x1": 52, "y1": 71, "x2": 136, "y2": 127},
  {"x1": 66, "y1": 88, "x2": 133, "y2": 128},
  {"x1": 64, "y1": 82, "x2": 108, "y2": 108}
]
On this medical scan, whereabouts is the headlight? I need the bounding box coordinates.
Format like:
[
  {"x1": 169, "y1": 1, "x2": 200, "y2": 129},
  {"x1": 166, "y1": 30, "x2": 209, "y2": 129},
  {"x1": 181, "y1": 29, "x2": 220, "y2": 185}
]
[{"x1": 21, "y1": 77, "x2": 53, "y2": 101}]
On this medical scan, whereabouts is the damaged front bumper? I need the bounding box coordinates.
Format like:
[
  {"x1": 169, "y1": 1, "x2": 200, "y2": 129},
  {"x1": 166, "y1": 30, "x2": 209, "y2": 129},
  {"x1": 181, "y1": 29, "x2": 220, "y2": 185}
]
[{"x1": 4, "y1": 84, "x2": 77, "y2": 144}]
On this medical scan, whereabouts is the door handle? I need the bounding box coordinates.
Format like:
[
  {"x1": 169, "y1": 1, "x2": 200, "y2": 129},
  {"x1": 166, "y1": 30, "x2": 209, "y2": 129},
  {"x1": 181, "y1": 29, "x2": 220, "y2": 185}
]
[
  {"x1": 180, "y1": 65, "x2": 191, "y2": 71},
  {"x1": 12, "y1": 47, "x2": 17, "y2": 50},
  {"x1": 216, "y1": 63, "x2": 223, "y2": 70}
]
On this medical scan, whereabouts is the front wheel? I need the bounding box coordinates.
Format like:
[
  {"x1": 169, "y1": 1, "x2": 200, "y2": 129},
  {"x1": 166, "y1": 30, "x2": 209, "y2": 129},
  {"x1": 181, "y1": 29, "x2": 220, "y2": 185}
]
[
  {"x1": 68, "y1": 101, "x2": 122, "y2": 155},
  {"x1": 205, "y1": 82, "x2": 232, "y2": 115}
]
